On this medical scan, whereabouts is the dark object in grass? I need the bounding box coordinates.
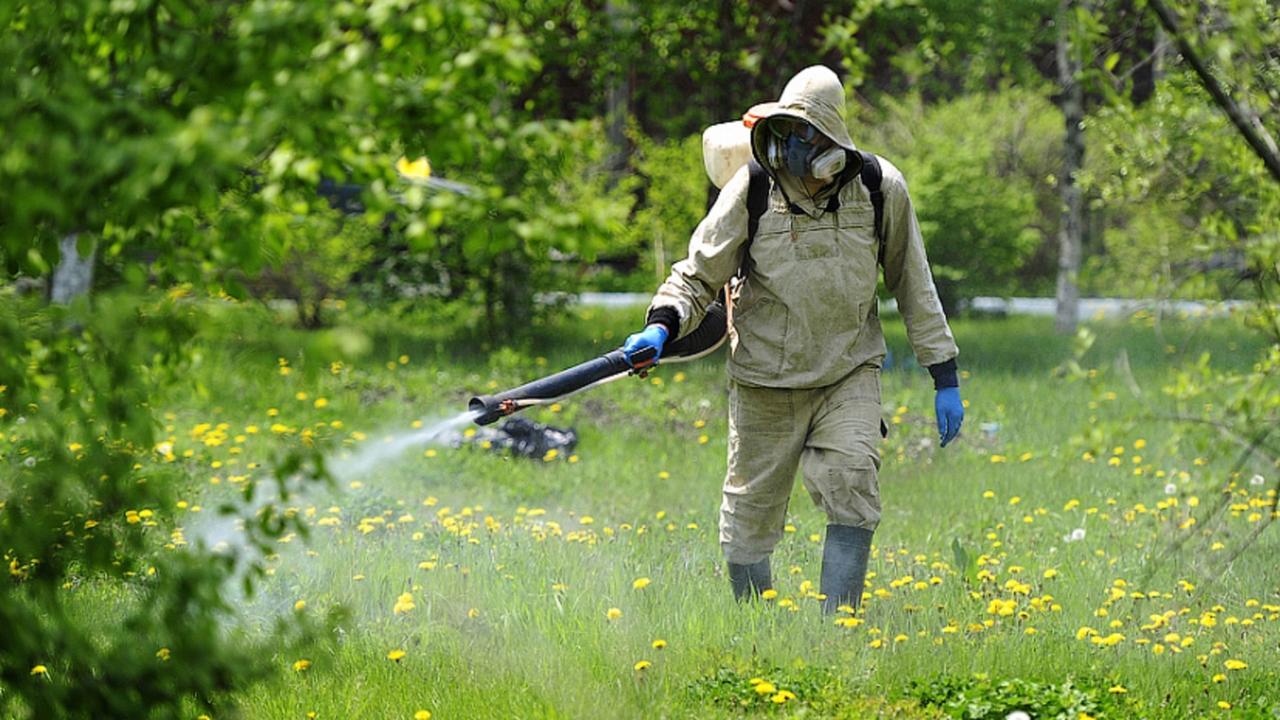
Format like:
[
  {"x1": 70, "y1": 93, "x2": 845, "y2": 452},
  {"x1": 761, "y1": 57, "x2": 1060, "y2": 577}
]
[{"x1": 456, "y1": 417, "x2": 578, "y2": 460}]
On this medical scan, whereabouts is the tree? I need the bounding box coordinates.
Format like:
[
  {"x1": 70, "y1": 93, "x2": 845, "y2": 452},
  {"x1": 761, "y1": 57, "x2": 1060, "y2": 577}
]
[
  {"x1": 1055, "y1": 0, "x2": 1086, "y2": 333},
  {"x1": 1078, "y1": 0, "x2": 1280, "y2": 579},
  {"x1": 0, "y1": 0, "x2": 627, "y2": 715}
]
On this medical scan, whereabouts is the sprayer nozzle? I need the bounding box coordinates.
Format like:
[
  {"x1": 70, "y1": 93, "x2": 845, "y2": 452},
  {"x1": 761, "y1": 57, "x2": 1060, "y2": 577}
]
[{"x1": 468, "y1": 396, "x2": 504, "y2": 426}]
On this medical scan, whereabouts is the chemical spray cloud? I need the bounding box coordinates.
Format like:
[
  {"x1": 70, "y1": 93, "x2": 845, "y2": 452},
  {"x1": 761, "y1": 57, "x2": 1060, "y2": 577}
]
[
  {"x1": 327, "y1": 409, "x2": 478, "y2": 484},
  {"x1": 180, "y1": 409, "x2": 480, "y2": 615}
]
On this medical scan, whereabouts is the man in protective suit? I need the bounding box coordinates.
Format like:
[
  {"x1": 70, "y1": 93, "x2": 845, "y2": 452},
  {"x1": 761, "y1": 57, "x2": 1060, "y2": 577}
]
[{"x1": 623, "y1": 65, "x2": 963, "y2": 613}]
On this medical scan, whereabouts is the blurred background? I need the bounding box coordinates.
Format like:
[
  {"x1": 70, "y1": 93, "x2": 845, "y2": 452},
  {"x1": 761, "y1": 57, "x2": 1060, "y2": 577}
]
[{"x1": 4, "y1": 0, "x2": 1276, "y2": 338}]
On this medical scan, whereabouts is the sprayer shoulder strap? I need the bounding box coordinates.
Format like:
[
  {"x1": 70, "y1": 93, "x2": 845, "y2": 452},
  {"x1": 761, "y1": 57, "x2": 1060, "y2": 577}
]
[
  {"x1": 858, "y1": 150, "x2": 886, "y2": 266},
  {"x1": 735, "y1": 159, "x2": 770, "y2": 280},
  {"x1": 736, "y1": 152, "x2": 883, "y2": 278}
]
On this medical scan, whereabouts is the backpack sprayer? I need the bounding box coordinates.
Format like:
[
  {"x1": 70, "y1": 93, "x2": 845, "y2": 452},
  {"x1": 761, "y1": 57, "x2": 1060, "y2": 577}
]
[{"x1": 467, "y1": 121, "x2": 756, "y2": 427}]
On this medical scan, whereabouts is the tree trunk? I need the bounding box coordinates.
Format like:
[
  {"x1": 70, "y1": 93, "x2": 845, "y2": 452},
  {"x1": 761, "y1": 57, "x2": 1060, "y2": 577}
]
[
  {"x1": 1128, "y1": 0, "x2": 1157, "y2": 105},
  {"x1": 604, "y1": 1, "x2": 632, "y2": 181},
  {"x1": 50, "y1": 233, "x2": 96, "y2": 305},
  {"x1": 1055, "y1": 0, "x2": 1084, "y2": 335}
]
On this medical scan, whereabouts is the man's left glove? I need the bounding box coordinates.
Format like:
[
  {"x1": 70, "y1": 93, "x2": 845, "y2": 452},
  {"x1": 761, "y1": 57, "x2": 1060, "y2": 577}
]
[{"x1": 935, "y1": 387, "x2": 963, "y2": 447}]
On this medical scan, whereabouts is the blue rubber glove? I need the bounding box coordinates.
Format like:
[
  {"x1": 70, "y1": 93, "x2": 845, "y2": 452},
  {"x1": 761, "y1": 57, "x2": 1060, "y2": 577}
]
[
  {"x1": 622, "y1": 324, "x2": 669, "y2": 368},
  {"x1": 935, "y1": 387, "x2": 964, "y2": 448}
]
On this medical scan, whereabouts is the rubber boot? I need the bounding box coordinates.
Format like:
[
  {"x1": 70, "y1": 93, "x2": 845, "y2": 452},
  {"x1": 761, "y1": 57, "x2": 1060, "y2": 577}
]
[
  {"x1": 727, "y1": 558, "x2": 772, "y2": 601},
  {"x1": 819, "y1": 524, "x2": 873, "y2": 614}
]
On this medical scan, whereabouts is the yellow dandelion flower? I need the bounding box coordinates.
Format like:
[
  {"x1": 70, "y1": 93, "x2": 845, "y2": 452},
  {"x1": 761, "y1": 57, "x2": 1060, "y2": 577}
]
[
  {"x1": 632, "y1": 577, "x2": 651, "y2": 590},
  {"x1": 294, "y1": 600, "x2": 306, "y2": 611},
  {"x1": 387, "y1": 649, "x2": 406, "y2": 662},
  {"x1": 606, "y1": 607, "x2": 623, "y2": 620},
  {"x1": 753, "y1": 681, "x2": 777, "y2": 695},
  {"x1": 633, "y1": 660, "x2": 652, "y2": 671},
  {"x1": 30, "y1": 665, "x2": 48, "y2": 676},
  {"x1": 393, "y1": 592, "x2": 416, "y2": 614},
  {"x1": 1224, "y1": 659, "x2": 1247, "y2": 671},
  {"x1": 652, "y1": 639, "x2": 667, "y2": 650},
  {"x1": 761, "y1": 589, "x2": 778, "y2": 601},
  {"x1": 414, "y1": 711, "x2": 432, "y2": 720},
  {"x1": 396, "y1": 156, "x2": 432, "y2": 179},
  {"x1": 1218, "y1": 701, "x2": 1231, "y2": 710},
  {"x1": 293, "y1": 659, "x2": 311, "y2": 672},
  {"x1": 156, "y1": 648, "x2": 171, "y2": 661}
]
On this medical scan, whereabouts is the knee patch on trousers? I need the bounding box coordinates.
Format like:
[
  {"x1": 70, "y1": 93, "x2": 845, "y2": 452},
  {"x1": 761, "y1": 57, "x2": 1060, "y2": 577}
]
[
  {"x1": 804, "y1": 453, "x2": 881, "y2": 530},
  {"x1": 720, "y1": 493, "x2": 790, "y2": 565}
]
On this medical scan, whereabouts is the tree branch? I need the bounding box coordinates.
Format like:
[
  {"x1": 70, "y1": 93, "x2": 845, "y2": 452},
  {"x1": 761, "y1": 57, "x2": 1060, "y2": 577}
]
[{"x1": 1146, "y1": 0, "x2": 1280, "y2": 183}]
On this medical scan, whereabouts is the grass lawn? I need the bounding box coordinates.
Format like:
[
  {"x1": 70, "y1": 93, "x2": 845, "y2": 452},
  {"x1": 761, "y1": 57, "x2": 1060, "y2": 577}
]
[{"x1": 66, "y1": 300, "x2": 1280, "y2": 718}]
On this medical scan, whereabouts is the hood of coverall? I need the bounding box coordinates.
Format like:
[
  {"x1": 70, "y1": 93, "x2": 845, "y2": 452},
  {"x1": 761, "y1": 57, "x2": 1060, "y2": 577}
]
[{"x1": 747, "y1": 65, "x2": 858, "y2": 178}]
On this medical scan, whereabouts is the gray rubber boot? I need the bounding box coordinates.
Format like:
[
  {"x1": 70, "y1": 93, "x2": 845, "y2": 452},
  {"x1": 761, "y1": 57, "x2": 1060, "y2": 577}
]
[
  {"x1": 819, "y1": 524, "x2": 873, "y2": 614},
  {"x1": 727, "y1": 558, "x2": 772, "y2": 601}
]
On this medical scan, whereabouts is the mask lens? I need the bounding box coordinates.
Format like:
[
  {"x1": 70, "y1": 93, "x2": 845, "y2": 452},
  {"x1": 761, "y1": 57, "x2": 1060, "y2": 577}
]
[{"x1": 768, "y1": 119, "x2": 818, "y2": 143}]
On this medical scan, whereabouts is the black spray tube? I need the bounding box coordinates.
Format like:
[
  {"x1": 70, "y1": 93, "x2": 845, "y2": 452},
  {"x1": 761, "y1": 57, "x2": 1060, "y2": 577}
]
[{"x1": 468, "y1": 299, "x2": 728, "y2": 426}]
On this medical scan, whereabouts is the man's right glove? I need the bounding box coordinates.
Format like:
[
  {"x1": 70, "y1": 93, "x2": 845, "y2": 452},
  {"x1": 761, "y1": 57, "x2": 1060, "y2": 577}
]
[{"x1": 622, "y1": 324, "x2": 669, "y2": 368}]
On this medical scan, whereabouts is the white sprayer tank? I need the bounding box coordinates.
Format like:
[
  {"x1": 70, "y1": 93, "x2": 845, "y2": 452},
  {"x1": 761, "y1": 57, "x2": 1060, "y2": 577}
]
[{"x1": 701, "y1": 121, "x2": 753, "y2": 190}]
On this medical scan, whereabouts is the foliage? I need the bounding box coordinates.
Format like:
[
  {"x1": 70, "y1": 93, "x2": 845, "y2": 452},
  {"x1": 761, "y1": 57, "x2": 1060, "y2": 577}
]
[
  {"x1": 834, "y1": 0, "x2": 1059, "y2": 100},
  {"x1": 909, "y1": 675, "x2": 1137, "y2": 719},
  {"x1": 687, "y1": 663, "x2": 943, "y2": 717},
  {"x1": 495, "y1": 0, "x2": 889, "y2": 140},
  {"x1": 246, "y1": 204, "x2": 381, "y2": 328},
  {"x1": 0, "y1": 292, "x2": 329, "y2": 718},
  {"x1": 411, "y1": 118, "x2": 632, "y2": 337},
  {"x1": 1082, "y1": 76, "x2": 1280, "y2": 299},
  {"x1": 618, "y1": 131, "x2": 709, "y2": 288},
  {"x1": 858, "y1": 89, "x2": 1061, "y2": 305},
  {"x1": 1, "y1": 0, "x2": 632, "y2": 336}
]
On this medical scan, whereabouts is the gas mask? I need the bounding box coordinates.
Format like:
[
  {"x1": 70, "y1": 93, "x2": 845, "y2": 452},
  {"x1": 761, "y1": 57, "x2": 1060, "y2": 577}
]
[{"x1": 764, "y1": 119, "x2": 847, "y2": 182}]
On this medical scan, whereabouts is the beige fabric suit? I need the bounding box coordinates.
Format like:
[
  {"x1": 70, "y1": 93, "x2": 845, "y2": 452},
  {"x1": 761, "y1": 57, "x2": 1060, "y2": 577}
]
[{"x1": 647, "y1": 66, "x2": 957, "y2": 565}]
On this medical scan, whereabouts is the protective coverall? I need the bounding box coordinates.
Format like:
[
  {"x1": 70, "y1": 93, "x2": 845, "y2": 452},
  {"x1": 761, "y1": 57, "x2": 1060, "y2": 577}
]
[{"x1": 638, "y1": 65, "x2": 960, "y2": 612}]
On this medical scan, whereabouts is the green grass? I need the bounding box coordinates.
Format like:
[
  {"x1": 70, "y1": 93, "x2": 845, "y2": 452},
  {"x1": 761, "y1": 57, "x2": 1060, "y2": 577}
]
[{"x1": 80, "y1": 301, "x2": 1280, "y2": 718}]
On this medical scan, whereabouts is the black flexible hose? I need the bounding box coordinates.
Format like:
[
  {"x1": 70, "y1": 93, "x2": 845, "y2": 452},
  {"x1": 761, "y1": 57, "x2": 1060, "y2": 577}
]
[{"x1": 468, "y1": 299, "x2": 728, "y2": 426}]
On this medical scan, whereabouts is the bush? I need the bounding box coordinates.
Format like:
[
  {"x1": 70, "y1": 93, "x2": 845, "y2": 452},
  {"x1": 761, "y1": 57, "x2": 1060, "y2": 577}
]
[
  {"x1": 855, "y1": 89, "x2": 1062, "y2": 309},
  {"x1": 618, "y1": 131, "x2": 711, "y2": 291},
  {"x1": 910, "y1": 675, "x2": 1140, "y2": 719},
  {"x1": 1081, "y1": 76, "x2": 1280, "y2": 300},
  {"x1": 0, "y1": 293, "x2": 327, "y2": 719}
]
